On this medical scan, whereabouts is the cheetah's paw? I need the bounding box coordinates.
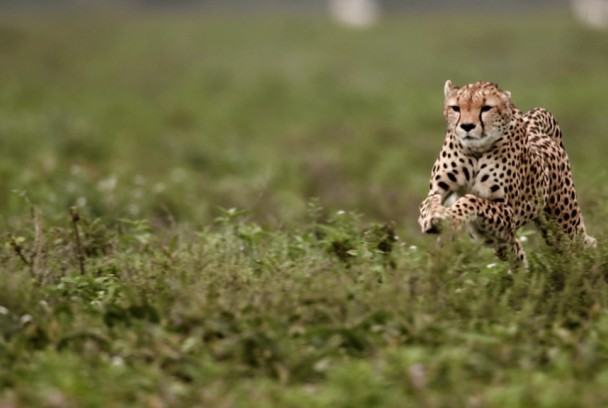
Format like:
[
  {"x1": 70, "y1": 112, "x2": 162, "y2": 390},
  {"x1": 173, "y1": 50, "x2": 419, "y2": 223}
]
[{"x1": 419, "y1": 209, "x2": 450, "y2": 234}]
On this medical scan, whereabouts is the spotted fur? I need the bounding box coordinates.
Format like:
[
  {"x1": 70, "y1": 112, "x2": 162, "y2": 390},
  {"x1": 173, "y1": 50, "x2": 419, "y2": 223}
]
[{"x1": 418, "y1": 80, "x2": 596, "y2": 267}]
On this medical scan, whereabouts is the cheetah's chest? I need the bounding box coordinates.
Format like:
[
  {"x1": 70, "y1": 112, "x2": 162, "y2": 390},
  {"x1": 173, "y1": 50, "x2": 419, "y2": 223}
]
[{"x1": 443, "y1": 159, "x2": 510, "y2": 205}]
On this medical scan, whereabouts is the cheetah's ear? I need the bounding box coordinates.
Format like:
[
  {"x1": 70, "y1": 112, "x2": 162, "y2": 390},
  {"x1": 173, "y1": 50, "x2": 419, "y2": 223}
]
[
  {"x1": 504, "y1": 90, "x2": 512, "y2": 100},
  {"x1": 444, "y1": 80, "x2": 455, "y2": 97}
]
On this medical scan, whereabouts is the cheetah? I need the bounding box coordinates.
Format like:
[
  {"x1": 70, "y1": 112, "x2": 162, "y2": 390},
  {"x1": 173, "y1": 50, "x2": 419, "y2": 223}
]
[{"x1": 418, "y1": 80, "x2": 596, "y2": 267}]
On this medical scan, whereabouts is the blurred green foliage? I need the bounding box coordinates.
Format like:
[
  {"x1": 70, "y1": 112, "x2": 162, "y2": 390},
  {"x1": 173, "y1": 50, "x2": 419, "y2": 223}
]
[
  {"x1": 0, "y1": 11, "x2": 606, "y2": 230},
  {"x1": 0, "y1": 10, "x2": 608, "y2": 407}
]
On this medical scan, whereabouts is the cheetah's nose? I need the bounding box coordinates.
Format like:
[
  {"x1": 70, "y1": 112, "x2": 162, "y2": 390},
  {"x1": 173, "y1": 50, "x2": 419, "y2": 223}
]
[{"x1": 460, "y1": 123, "x2": 476, "y2": 132}]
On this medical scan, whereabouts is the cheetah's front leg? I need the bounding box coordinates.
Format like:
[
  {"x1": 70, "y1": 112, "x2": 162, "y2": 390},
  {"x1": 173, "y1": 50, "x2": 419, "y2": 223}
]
[
  {"x1": 448, "y1": 194, "x2": 528, "y2": 268},
  {"x1": 418, "y1": 193, "x2": 450, "y2": 234}
]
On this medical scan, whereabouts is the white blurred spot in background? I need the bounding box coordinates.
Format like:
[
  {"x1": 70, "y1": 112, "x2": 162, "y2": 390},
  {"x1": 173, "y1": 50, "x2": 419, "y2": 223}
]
[
  {"x1": 329, "y1": 0, "x2": 381, "y2": 28},
  {"x1": 571, "y1": 0, "x2": 608, "y2": 28}
]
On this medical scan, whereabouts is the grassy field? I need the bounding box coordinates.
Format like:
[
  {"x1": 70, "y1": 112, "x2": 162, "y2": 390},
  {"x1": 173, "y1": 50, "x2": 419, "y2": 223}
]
[{"x1": 1, "y1": 9, "x2": 608, "y2": 407}]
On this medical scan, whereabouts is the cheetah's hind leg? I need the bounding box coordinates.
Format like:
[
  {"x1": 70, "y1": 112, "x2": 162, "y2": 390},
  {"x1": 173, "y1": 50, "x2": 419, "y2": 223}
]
[{"x1": 494, "y1": 238, "x2": 529, "y2": 271}]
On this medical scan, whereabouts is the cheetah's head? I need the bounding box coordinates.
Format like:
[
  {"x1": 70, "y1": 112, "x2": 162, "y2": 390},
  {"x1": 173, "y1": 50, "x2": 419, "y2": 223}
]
[{"x1": 443, "y1": 80, "x2": 513, "y2": 152}]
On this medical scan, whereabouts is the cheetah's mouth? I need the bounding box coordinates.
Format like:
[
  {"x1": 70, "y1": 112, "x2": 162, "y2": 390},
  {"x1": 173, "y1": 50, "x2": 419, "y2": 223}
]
[
  {"x1": 459, "y1": 134, "x2": 490, "y2": 149},
  {"x1": 461, "y1": 134, "x2": 487, "y2": 143},
  {"x1": 459, "y1": 132, "x2": 502, "y2": 152}
]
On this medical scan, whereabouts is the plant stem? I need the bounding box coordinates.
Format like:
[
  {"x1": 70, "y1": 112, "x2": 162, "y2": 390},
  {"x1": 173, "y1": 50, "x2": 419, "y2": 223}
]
[
  {"x1": 9, "y1": 235, "x2": 30, "y2": 267},
  {"x1": 70, "y1": 207, "x2": 86, "y2": 275}
]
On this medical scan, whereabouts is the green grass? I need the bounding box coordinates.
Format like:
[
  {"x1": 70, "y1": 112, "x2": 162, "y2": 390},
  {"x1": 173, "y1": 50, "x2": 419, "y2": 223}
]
[{"x1": 1, "y1": 9, "x2": 608, "y2": 407}]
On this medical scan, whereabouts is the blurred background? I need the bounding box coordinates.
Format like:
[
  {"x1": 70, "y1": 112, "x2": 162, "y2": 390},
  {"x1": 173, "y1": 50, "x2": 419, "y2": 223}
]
[{"x1": 0, "y1": 0, "x2": 606, "y2": 236}]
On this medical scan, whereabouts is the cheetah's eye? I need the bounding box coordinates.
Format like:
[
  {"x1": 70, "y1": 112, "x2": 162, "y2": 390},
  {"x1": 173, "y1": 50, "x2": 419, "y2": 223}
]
[
  {"x1": 480, "y1": 105, "x2": 493, "y2": 113},
  {"x1": 450, "y1": 106, "x2": 460, "y2": 113}
]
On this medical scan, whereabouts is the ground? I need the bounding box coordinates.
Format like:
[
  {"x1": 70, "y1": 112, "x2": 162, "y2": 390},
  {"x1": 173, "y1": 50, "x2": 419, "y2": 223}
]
[{"x1": 1, "y1": 10, "x2": 608, "y2": 407}]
